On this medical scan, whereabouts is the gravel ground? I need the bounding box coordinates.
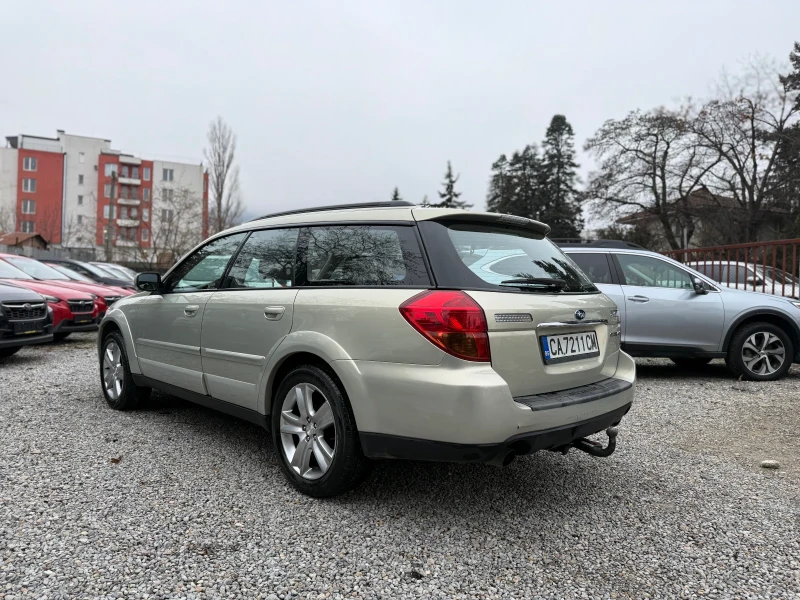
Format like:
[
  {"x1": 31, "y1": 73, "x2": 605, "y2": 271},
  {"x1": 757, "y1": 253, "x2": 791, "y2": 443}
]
[{"x1": 1, "y1": 334, "x2": 799, "y2": 600}]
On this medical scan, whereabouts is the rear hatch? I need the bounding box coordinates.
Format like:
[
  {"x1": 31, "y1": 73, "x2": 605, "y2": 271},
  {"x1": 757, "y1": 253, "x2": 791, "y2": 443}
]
[{"x1": 414, "y1": 210, "x2": 621, "y2": 397}]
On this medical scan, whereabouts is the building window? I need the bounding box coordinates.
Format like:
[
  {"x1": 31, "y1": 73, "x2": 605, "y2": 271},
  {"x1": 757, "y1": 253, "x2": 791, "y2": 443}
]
[
  {"x1": 22, "y1": 178, "x2": 36, "y2": 193},
  {"x1": 21, "y1": 199, "x2": 36, "y2": 214},
  {"x1": 20, "y1": 221, "x2": 35, "y2": 233},
  {"x1": 121, "y1": 165, "x2": 129, "y2": 178},
  {"x1": 143, "y1": 167, "x2": 151, "y2": 181},
  {"x1": 143, "y1": 208, "x2": 150, "y2": 222},
  {"x1": 23, "y1": 157, "x2": 37, "y2": 171},
  {"x1": 104, "y1": 163, "x2": 118, "y2": 177},
  {"x1": 162, "y1": 188, "x2": 174, "y2": 202},
  {"x1": 78, "y1": 174, "x2": 84, "y2": 185},
  {"x1": 131, "y1": 207, "x2": 139, "y2": 219},
  {"x1": 132, "y1": 166, "x2": 139, "y2": 179},
  {"x1": 103, "y1": 205, "x2": 118, "y2": 220},
  {"x1": 77, "y1": 195, "x2": 84, "y2": 205},
  {"x1": 162, "y1": 208, "x2": 174, "y2": 223},
  {"x1": 143, "y1": 188, "x2": 150, "y2": 201},
  {"x1": 163, "y1": 168, "x2": 174, "y2": 182},
  {"x1": 142, "y1": 228, "x2": 149, "y2": 242},
  {"x1": 79, "y1": 152, "x2": 85, "y2": 164},
  {"x1": 77, "y1": 215, "x2": 84, "y2": 225},
  {"x1": 120, "y1": 206, "x2": 129, "y2": 219},
  {"x1": 104, "y1": 184, "x2": 118, "y2": 198}
]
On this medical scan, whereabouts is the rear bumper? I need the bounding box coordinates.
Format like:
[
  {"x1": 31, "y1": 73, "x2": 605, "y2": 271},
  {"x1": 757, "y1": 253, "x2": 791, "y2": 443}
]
[
  {"x1": 360, "y1": 401, "x2": 632, "y2": 464},
  {"x1": 333, "y1": 351, "x2": 636, "y2": 453}
]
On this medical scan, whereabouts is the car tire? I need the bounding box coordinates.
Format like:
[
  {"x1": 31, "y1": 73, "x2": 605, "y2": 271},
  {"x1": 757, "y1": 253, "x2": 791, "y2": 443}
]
[
  {"x1": 671, "y1": 357, "x2": 712, "y2": 369},
  {"x1": 726, "y1": 322, "x2": 794, "y2": 381},
  {"x1": 0, "y1": 346, "x2": 21, "y2": 360},
  {"x1": 271, "y1": 365, "x2": 370, "y2": 498},
  {"x1": 54, "y1": 332, "x2": 71, "y2": 342},
  {"x1": 100, "y1": 331, "x2": 150, "y2": 410}
]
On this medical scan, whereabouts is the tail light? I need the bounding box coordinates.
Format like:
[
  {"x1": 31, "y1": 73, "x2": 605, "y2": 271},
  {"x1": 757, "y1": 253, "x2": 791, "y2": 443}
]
[{"x1": 399, "y1": 290, "x2": 490, "y2": 362}]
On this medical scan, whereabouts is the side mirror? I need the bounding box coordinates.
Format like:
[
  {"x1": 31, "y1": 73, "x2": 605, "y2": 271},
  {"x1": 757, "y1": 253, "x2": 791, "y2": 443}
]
[
  {"x1": 135, "y1": 272, "x2": 162, "y2": 293},
  {"x1": 692, "y1": 277, "x2": 708, "y2": 295},
  {"x1": 746, "y1": 277, "x2": 764, "y2": 287}
]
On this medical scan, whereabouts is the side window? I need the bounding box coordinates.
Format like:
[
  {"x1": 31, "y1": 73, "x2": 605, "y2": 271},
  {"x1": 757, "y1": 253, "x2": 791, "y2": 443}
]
[
  {"x1": 166, "y1": 233, "x2": 246, "y2": 292},
  {"x1": 223, "y1": 228, "x2": 299, "y2": 289},
  {"x1": 299, "y1": 225, "x2": 429, "y2": 286},
  {"x1": 722, "y1": 265, "x2": 749, "y2": 284},
  {"x1": 616, "y1": 254, "x2": 693, "y2": 289},
  {"x1": 567, "y1": 253, "x2": 613, "y2": 284}
]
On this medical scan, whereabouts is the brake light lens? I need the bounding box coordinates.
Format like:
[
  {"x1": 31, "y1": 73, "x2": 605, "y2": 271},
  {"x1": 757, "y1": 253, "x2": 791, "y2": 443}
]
[{"x1": 399, "y1": 290, "x2": 490, "y2": 362}]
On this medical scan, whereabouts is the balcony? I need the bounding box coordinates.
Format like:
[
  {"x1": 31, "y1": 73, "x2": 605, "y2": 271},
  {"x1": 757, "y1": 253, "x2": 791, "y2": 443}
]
[
  {"x1": 118, "y1": 177, "x2": 141, "y2": 186},
  {"x1": 116, "y1": 198, "x2": 140, "y2": 207},
  {"x1": 116, "y1": 218, "x2": 140, "y2": 227},
  {"x1": 119, "y1": 155, "x2": 142, "y2": 166},
  {"x1": 114, "y1": 239, "x2": 138, "y2": 247}
]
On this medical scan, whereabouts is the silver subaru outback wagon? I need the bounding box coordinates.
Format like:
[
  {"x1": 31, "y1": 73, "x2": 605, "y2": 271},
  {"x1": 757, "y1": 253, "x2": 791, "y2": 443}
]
[{"x1": 97, "y1": 202, "x2": 635, "y2": 497}]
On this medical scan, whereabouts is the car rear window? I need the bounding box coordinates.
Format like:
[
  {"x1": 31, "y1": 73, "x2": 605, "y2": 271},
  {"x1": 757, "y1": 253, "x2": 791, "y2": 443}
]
[
  {"x1": 567, "y1": 253, "x2": 613, "y2": 284},
  {"x1": 421, "y1": 221, "x2": 596, "y2": 293},
  {"x1": 297, "y1": 225, "x2": 430, "y2": 286}
]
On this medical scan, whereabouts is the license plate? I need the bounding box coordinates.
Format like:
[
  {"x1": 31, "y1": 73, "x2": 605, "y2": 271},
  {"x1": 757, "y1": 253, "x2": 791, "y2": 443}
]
[
  {"x1": 13, "y1": 321, "x2": 44, "y2": 336},
  {"x1": 74, "y1": 316, "x2": 93, "y2": 324},
  {"x1": 541, "y1": 331, "x2": 600, "y2": 364}
]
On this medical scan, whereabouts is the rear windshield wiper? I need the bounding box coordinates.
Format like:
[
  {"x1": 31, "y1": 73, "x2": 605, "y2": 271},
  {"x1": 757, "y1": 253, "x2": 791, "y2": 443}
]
[{"x1": 500, "y1": 277, "x2": 567, "y2": 291}]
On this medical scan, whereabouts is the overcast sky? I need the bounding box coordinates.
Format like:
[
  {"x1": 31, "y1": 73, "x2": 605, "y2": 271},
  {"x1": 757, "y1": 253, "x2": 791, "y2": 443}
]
[{"x1": 3, "y1": 1, "x2": 799, "y2": 217}]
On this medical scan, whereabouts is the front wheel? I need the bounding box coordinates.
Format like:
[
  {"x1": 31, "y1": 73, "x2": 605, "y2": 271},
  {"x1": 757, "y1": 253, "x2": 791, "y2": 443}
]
[
  {"x1": 271, "y1": 365, "x2": 370, "y2": 497},
  {"x1": 726, "y1": 322, "x2": 793, "y2": 381},
  {"x1": 100, "y1": 331, "x2": 150, "y2": 410}
]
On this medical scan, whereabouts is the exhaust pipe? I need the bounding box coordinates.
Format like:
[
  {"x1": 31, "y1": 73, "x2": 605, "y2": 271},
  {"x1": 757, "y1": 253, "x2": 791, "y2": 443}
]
[{"x1": 571, "y1": 427, "x2": 618, "y2": 458}]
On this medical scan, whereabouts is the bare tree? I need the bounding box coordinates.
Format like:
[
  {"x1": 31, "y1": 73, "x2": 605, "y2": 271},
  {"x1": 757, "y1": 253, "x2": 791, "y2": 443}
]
[
  {"x1": 204, "y1": 116, "x2": 244, "y2": 235},
  {"x1": 584, "y1": 108, "x2": 718, "y2": 249},
  {"x1": 691, "y1": 57, "x2": 800, "y2": 242},
  {"x1": 0, "y1": 204, "x2": 14, "y2": 233}
]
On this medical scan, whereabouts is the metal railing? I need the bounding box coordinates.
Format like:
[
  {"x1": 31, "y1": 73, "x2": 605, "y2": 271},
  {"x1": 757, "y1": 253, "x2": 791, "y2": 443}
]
[{"x1": 664, "y1": 239, "x2": 800, "y2": 298}]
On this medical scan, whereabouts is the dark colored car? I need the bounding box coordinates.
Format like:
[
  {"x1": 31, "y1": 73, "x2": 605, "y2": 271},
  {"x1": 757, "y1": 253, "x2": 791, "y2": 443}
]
[
  {"x1": 43, "y1": 258, "x2": 135, "y2": 290},
  {"x1": 0, "y1": 282, "x2": 53, "y2": 359}
]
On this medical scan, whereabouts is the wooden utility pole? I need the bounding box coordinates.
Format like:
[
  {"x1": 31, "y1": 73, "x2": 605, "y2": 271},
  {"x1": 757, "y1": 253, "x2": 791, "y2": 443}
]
[{"x1": 105, "y1": 171, "x2": 117, "y2": 261}]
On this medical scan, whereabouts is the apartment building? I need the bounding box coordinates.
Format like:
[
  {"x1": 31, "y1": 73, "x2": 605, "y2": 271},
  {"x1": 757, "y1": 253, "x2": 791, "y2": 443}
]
[{"x1": 1, "y1": 130, "x2": 208, "y2": 262}]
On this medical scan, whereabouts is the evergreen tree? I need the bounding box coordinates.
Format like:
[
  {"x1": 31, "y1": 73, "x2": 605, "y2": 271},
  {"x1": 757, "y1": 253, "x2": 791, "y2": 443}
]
[
  {"x1": 434, "y1": 161, "x2": 472, "y2": 209},
  {"x1": 390, "y1": 187, "x2": 402, "y2": 202},
  {"x1": 421, "y1": 194, "x2": 430, "y2": 206},
  {"x1": 486, "y1": 155, "x2": 511, "y2": 213},
  {"x1": 541, "y1": 115, "x2": 582, "y2": 238}
]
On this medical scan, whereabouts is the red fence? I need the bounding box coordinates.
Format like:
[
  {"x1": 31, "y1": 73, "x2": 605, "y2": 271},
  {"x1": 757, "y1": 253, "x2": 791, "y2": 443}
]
[{"x1": 663, "y1": 239, "x2": 800, "y2": 298}]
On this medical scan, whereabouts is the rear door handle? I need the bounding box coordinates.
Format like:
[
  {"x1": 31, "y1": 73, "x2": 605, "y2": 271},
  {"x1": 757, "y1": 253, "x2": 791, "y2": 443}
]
[
  {"x1": 184, "y1": 304, "x2": 200, "y2": 317},
  {"x1": 627, "y1": 295, "x2": 650, "y2": 303},
  {"x1": 264, "y1": 306, "x2": 285, "y2": 321}
]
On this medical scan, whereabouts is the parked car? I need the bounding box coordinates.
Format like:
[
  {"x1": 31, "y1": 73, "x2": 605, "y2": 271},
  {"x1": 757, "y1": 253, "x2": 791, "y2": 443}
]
[
  {"x1": 0, "y1": 282, "x2": 53, "y2": 359},
  {"x1": 0, "y1": 254, "x2": 131, "y2": 320},
  {"x1": 42, "y1": 262, "x2": 134, "y2": 307},
  {"x1": 99, "y1": 202, "x2": 635, "y2": 497},
  {"x1": 691, "y1": 260, "x2": 800, "y2": 298},
  {"x1": 43, "y1": 258, "x2": 135, "y2": 290},
  {"x1": 90, "y1": 262, "x2": 137, "y2": 281},
  {"x1": 0, "y1": 259, "x2": 99, "y2": 340},
  {"x1": 562, "y1": 247, "x2": 800, "y2": 381}
]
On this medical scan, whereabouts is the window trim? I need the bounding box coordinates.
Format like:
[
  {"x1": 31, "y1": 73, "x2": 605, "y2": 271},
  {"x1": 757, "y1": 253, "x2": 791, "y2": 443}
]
[
  {"x1": 217, "y1": 228, "x2": 300, "y2": 290},
  {"x1": 161, "y1": 232, "x2": 249, "y2": 294},
  {"x1": 21, "y1": 199, "x2": 36, "y2": 215},
  {"x1": 22, "y1": 178, "x2": 36, "y2": 193},
  {"x1": 23, "y1": 156, "x2": 37, "y2": 172}
]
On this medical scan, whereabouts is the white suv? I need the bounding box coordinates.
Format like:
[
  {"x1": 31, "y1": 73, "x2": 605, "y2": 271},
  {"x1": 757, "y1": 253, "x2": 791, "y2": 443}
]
[{"x1": 98, "y1": 203, "x2": 635, "y2": 497}]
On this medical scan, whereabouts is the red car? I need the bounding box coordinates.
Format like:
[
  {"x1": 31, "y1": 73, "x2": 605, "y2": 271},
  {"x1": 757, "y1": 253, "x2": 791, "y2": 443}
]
[
  {"x1": 0, "y1": 254, "x2": 132, "y2": 320},
  {"x1": 0, "y1": 258, "x2": 99, "y2": 340}
]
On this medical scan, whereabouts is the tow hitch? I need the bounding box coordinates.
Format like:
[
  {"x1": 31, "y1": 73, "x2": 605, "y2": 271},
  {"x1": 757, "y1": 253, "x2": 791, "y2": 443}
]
[{"x1": 566, "y1": 426, "x2": 619, "y2": 458}]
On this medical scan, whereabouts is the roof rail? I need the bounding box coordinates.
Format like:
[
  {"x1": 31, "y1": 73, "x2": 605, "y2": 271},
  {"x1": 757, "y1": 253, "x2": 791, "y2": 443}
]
[
  {"x1": 554, "y1": 239, "x2": 646, "y2": 250},
  {"x1": 250, "y1": 201, "x2": 415, "y2": 222}
]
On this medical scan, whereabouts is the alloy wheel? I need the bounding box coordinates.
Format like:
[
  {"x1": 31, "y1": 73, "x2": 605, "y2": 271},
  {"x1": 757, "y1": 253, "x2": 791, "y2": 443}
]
[
  {"x1": 741, "y1": 331, "x2": 785, "y2": 376},
  {"x1": 102, "y1": 341, "x2": 124, "y2": 400},
  {"x1": 279, "y1": 383, "x2": 336, "y2": 480}
]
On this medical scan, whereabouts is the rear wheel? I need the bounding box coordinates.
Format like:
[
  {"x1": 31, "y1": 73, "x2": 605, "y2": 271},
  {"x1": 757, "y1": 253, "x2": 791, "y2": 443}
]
[
  {"x1": 0, "y1": 346, "x2": 21, "y2": 360},
  {"x1": 272, "y1": 365, "x2": 370, "y2": 497},
  {"x1": 100, "y1": 331, "x2": 150, "y2": 410},
  {"x1": 726, "y1": 322, "x2": 793, "y2": 381},
  {"x1": 671, "y1": 357, "x2": 712, "y2": 369}
]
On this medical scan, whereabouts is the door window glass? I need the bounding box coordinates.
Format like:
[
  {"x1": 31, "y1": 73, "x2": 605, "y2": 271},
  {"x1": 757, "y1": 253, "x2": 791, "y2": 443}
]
[
  {"x1": 166, "y1": 233, "x2": 246, "y2": 292},
  {"x1": 616, "y1": 254, "x2": 693, "y2": 289},
  {"x1": 224, "y1": 228, "x2": 299, "y2": 288},
  {"x1": 567, "y1": 253, "x2": 613, "y2": 284},
  {"x1": 722, "y1": 265, "x2": 750, "y2": 284},
  {"x1": 300, "y1": 226, "x2": 429, "y2": 286}
]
